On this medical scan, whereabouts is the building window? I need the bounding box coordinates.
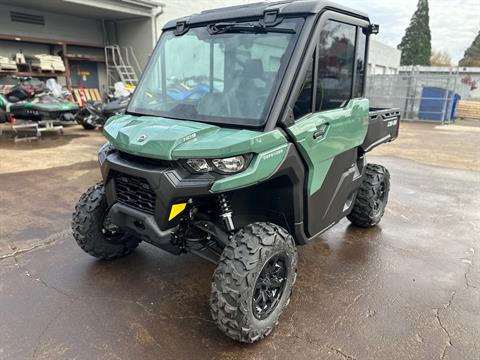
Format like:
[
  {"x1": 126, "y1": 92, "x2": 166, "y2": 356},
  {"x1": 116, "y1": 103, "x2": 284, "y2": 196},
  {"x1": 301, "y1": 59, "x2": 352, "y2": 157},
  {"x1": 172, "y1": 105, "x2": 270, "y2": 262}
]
[
  {"x1": 354, "y1": 27, "x2": 367, "y2": 98},
  {"x1": 315, "y1": 20, "x2": 356, "y2": 111},
  {"x1": 375, "y1": 65, "x2": 386, "y2": 75}
]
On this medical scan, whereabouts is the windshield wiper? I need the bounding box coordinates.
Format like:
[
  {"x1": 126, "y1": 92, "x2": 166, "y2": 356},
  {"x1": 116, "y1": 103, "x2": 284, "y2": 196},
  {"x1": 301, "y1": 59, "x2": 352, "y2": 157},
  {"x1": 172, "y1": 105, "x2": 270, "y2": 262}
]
[{"x1": 207, "y1": 22, "x2": 295, "y2": 35}]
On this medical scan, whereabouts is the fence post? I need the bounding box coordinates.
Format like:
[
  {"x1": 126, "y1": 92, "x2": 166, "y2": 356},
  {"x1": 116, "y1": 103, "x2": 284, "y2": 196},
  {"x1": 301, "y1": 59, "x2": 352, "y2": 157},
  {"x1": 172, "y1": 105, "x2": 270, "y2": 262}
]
[
  {"x1": 409, "y1": 66, "x2": 417, "y2": 120},
  {"x1": 440, "y1": 68, "x2": 452, "y2": 125},
  {"x1": 450, "y1": 67, "x2": 459, "y2": 123},
  {"x1": 403, "y1": 66, "x2": 413, "y2": 119}
]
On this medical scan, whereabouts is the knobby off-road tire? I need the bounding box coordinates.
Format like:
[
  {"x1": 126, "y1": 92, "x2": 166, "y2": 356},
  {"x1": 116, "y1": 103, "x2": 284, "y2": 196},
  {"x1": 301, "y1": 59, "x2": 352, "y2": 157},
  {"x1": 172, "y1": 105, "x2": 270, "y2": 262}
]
[
  {"x1": 211, "y1": 222, "x2": 298, "y2": 343},
  {"x1": 348, "y1": 163, "x2": 390, "y2": 228},
  {"x1": 81, "y1": 120, "x2": 95, "y2": 130},
  {"x1": 72, "y1": 182, "x2": 140, "y2": 260}
]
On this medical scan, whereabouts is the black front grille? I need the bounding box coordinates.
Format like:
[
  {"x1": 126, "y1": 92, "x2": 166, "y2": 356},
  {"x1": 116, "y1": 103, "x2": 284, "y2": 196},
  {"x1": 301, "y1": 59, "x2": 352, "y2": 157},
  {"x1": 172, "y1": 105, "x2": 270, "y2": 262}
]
[
  {"x1": 115, "y1": 174, "x2": 156, "y2": 215},
  {"x1": 118, "y1": 151, "x2": 173, "y2": 168}
]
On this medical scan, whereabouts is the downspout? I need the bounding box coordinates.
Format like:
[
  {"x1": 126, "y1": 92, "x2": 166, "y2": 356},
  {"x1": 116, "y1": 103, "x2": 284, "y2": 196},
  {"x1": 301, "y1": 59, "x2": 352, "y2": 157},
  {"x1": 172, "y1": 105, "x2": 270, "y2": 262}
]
[
  {"x1": 101, "y1": 19, "x2": 108, "y2": 45},
  {"x1": 151, "y1": 4, "x2": 165, "y2": 48}
]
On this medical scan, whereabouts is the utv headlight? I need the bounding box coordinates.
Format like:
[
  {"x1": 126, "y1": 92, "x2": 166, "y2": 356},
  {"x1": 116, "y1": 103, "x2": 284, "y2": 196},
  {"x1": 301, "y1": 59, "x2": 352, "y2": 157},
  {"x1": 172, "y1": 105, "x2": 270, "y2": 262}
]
[
  {"x1": 98, "y1": 142, "x2": 114, "y2": 165},
  {"x1": 185, "y1": 158, "x2": 212, "y2": 173},
  {"x1": 185, "y1": 155, "x2": 250, "y2": 174},
  {"x1": 212, "y1": 156, "x2": 246, "y2": 174}
]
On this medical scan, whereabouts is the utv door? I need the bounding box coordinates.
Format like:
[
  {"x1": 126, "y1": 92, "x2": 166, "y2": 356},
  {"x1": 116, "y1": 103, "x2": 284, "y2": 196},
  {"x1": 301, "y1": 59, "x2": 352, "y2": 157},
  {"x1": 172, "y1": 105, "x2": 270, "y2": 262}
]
[{"x1": 285, "y1": 14, "x2": 370, "y2": 238}]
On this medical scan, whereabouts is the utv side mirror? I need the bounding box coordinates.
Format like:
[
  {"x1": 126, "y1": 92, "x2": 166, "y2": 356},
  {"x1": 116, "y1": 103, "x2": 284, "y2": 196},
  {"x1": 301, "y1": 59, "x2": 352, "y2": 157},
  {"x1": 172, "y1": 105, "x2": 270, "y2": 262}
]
[{"x1": 366, "y1": 24, "x2": 379, "y2": 35}]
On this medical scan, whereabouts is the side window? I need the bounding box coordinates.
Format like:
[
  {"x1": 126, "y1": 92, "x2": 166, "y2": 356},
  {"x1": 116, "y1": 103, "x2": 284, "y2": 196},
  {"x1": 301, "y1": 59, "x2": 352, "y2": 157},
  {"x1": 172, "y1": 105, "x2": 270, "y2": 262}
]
[
  {"x1": 293, "y1": 54, "x2": 313, "y2": 119},
  {"x1": 315, "y1": 20, "x2": 356, "y2": 111},
  {"x1": 354, "y1": 28, "x2": 367, "y2": 98}
]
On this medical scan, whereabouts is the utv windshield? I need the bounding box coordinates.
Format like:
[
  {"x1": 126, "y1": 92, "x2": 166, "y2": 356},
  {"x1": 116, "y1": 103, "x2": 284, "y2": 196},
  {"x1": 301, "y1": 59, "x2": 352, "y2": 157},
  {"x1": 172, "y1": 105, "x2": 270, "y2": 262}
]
[{"x1": 128, "y1": 18, "x2": 304, "y2": 127}]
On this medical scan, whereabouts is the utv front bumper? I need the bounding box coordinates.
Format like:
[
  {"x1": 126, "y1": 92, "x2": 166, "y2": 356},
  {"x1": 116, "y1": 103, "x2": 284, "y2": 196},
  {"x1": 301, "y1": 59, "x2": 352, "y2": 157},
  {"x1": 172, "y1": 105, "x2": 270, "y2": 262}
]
[
  {"x1": 100, "y1": 150, "x2": 217, "y2": 240},
  {"x1": 108, "y1": 202, "x2": 181, "y2": 254}
]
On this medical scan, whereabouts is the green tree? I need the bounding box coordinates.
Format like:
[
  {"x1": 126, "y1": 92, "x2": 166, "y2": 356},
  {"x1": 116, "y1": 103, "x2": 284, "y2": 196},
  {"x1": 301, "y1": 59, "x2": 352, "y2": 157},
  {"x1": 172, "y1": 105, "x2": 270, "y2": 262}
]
[
  {"x1": 459, "y1": 31, "x2": 480, "y2": 66},
  {"x1": 397, "y1": 0, "x2": 432, "y2": 65}
]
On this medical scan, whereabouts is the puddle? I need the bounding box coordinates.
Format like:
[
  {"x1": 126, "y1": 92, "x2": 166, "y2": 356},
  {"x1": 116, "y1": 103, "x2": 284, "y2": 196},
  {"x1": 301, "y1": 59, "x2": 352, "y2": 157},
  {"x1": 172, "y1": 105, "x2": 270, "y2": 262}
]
[{"x1": 7, "y1": 225, "x2": 55, "y2": 243}]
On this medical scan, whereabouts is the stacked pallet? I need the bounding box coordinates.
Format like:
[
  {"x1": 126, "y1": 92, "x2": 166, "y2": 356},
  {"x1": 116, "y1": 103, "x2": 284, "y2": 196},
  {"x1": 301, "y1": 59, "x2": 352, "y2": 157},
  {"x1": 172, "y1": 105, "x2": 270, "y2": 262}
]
[
  {"x1": 456, "y1": 100, "x2": 480, "y2": 120},
  {"x1": 72, "y1": 88, "x2": 102, "y2": 106},
  {"x1": 0, "y1": 56, "x2": 17, "y2": 72},
  {"x1": 34, "y1": 54, "x2": 65, "y2": 72}
]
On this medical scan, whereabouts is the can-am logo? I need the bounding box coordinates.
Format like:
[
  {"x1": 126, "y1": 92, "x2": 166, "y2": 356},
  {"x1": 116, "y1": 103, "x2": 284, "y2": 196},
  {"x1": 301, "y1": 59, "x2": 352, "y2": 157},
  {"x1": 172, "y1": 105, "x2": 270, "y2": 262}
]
[
  {"x1": 387, "y1": 119, "x2": 398, "y2": 128},
  {"x1": 137, "y1": 134, "x2": 147, "y2": 142}
]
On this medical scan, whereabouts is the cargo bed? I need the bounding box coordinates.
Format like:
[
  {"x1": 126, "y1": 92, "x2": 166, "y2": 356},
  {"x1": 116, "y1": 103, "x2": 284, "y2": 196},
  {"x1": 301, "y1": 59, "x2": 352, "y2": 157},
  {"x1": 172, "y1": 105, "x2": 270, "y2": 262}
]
[{"x1": 361, "y1": 108, "x2": 400, "y2": 152}]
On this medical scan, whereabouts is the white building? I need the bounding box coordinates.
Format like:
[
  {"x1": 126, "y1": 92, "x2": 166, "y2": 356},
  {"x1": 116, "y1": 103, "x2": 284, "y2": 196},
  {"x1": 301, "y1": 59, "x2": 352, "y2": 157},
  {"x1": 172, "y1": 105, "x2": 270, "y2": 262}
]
[
  {"x1": 0, "y1": 0, "x2": 165, "y2": 92},
  {"x1": 368, "y1": 39, "x2": 402, "y2": 75}
]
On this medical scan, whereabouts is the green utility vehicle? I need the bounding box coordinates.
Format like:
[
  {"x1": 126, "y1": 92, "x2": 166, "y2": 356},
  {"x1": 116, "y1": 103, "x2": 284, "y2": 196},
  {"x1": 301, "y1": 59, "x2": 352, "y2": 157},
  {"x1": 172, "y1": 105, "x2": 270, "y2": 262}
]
[{"x1": 73, "y1": 0, "x2": 400, "y2": 343}]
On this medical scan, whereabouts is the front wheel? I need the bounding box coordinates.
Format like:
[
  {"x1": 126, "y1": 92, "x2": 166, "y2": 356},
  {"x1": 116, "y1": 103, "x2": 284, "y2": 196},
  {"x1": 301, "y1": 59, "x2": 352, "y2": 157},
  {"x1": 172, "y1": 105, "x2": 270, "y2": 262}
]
[
  {"x1": 72, "y1": 182, "x2": 140, "y2": 259},
  {"x1": 210, "y1": 222, "x2": 298, "y2": 343},
  {"x1": 347, "y1": 163, "x2": 390, "y2": 228},
  {"x1": 81, "y1": 121, "x2": 95, "y2": 130},
  {"x1": 81, "y1": 115, "x2": 96, "y2": 130}
]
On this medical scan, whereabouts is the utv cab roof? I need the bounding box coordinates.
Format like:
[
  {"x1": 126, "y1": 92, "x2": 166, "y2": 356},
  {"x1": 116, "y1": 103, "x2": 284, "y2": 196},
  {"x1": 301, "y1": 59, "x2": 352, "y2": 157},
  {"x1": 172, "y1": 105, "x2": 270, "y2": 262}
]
[{"x1": 162, "y1": 0, "x2": 370, "y2": 31}]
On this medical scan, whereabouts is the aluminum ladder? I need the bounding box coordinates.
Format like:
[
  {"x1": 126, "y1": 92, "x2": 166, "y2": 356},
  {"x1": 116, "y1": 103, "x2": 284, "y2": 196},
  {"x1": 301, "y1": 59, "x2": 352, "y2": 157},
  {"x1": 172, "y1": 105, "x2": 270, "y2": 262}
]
[{"x1": 105, "y1": 45, "x2": 141, "y2": 91}]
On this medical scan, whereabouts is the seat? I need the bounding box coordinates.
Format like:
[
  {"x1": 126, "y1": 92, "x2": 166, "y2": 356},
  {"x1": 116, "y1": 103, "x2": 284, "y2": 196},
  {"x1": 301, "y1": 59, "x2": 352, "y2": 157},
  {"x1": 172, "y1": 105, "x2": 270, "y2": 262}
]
[
  {"x1": 196, "y1": 92, "x2": 228, "y2": 117},
  {"x1": 229, "y1": 59, "x2": 267, "y2": 120}
]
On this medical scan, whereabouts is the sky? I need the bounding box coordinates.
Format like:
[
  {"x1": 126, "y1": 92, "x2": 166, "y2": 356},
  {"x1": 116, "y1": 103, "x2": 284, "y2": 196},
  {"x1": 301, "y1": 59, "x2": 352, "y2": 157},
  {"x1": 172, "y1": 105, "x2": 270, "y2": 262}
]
[
  {"x1": 169, "y1": 0, "x2": 479, "y2": 64},
  {"x1": 333, "y1": 0, "x2": 480, "y2": 64}
]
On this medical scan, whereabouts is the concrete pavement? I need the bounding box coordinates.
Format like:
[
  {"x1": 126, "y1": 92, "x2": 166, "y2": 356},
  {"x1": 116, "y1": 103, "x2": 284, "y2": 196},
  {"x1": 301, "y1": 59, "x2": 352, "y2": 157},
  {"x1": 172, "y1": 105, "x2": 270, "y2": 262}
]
[{"x1": 0, "y1": 122, "x2": 479, "y2": 359}]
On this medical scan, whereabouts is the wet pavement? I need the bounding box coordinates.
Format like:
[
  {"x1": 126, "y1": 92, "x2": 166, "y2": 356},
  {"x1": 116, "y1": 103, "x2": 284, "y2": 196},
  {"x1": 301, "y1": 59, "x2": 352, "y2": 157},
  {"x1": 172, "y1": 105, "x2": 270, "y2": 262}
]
[{"x1": 0, "y1": 123, "x2": 479, "y2": 359}]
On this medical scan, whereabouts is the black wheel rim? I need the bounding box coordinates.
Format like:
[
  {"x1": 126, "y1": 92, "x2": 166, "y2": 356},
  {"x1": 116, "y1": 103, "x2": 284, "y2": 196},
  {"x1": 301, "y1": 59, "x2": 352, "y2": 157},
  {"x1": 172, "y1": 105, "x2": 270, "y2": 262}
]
[
  {"x1": 101, "y1": 210, "x2": 124, "y2": 243},
  {"x1": 252, "y1": 253, "x2": 288, "y2": 320}
]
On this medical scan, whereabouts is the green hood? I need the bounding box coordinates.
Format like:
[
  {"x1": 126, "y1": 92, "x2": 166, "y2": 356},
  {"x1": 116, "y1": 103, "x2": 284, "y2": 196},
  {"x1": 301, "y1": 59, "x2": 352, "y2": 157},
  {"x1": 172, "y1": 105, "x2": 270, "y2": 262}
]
[{"x1": 103, "y1": 115, "x2": 287, "y2": 160}]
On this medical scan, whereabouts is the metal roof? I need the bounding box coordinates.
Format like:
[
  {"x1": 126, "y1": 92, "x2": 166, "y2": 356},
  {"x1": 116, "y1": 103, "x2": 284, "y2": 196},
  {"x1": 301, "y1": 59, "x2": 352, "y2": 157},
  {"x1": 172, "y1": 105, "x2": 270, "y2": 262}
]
[
  {"x1": 0, "y1": 0, "x2": 164, "y2": 20},
  {"x1": 163, "y1": 0, "x2": 370, "y2": 30}
]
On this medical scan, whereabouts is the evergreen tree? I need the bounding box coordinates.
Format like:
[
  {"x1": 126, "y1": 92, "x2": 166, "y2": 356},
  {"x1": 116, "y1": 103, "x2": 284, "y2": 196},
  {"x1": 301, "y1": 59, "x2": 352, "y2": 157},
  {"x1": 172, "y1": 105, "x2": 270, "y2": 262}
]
[
  {"x1": 397, "y1": 0, "x2": 432, "y2": 65},
  {"x1": 459, "y1": 31, "x2": 480, "y2": 66}
]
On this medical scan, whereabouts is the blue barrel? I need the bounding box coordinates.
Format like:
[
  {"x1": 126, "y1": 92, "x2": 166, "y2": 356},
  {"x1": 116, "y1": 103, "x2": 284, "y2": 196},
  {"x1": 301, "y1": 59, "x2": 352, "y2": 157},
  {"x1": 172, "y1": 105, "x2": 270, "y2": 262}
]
[{"x1": 418, "y1": 87, "x2": 461, "y2": 121}]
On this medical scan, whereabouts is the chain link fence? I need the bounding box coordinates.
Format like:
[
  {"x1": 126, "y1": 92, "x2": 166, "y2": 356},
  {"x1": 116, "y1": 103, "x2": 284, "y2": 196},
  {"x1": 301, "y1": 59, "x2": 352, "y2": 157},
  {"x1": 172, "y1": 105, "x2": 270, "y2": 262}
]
[{"x1": 365, "y1": 68, "x2": 472, "y2": 124}]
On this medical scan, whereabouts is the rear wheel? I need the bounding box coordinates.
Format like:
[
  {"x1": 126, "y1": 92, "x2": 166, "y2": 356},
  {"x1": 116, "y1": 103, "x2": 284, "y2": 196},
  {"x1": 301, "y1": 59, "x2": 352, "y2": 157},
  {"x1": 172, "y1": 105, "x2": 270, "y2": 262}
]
[
  {"x1": 210, "y1": 222, "x2": 297, "y2": 343},
  {"x1": 348, "y1": 163, "x2": 390, "y2": 228},
  {"x1": 72, "y1": 182, "x2": 140, "y2": 259}
]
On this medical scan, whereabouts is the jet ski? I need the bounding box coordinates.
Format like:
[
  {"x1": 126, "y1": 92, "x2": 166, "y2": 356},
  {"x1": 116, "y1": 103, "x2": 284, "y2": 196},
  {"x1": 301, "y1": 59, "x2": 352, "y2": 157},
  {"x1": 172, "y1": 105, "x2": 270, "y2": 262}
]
[{"x1": 0, "y1": 77, "x2": 79, "y2": 124}]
